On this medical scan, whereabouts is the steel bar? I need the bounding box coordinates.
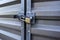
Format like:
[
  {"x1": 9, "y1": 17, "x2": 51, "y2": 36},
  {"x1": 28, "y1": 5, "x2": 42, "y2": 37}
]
[
  {"x1": 26, "y1": 0, "x2": 32, "y2": 40},
  {"x1": 20, "y1": 0, "x2": 25, "y2": 40}
]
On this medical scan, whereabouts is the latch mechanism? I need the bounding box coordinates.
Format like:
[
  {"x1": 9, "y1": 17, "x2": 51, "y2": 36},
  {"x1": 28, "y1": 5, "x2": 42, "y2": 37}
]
[
  {"x1": 14, "y1": 0, "x2": 35, "y2": 40},
  {"x1": 14, "y1": 12, "x2": 35, "y2": 24},
  {"x1": 18, "y1": 15, "x2": 31, "y2": 24}
]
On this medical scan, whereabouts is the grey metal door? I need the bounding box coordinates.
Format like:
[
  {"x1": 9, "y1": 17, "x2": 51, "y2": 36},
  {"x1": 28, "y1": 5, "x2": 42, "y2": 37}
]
[
  {"x1": 31, "y1": 0, "x2": 60, "y2": 40},
  {"x1": 0, "y1": 0, "x2": 60, "y2": 40}
]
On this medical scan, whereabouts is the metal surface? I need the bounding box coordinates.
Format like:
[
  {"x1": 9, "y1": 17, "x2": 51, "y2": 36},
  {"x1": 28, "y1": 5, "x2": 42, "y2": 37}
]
[
  {"x1": 0, "y1": 0, "x2": 15, "y2": 5},
  {"x1": 0, "y1": 30, "x2": 21, "y2": 40},
  {"x1": 0, "y1": 0, "x2": 20, "y2": 7},
  {"x1": 18, "y1": 0, "x2": 35, "y2": 40},
  {"x1": 26, "y1": 0, "x2": 31, "y2": 40},
  {"x1": 0, "y1": 0, "x2": 60, "y2": 40},
  {"x1": 31, "y1": 24, "x2": 60, "y2": 38},
  {"x1": 0, "y1": 1, "x2": 60, "y2": 20},
  {"x1": 0, "y1": 19, "x2": 60, "y2": 40},
  {"x1": 0, "y1": 20, "x2": 60, "y2": 38},
  {"x1": 0, "y1": 1, "x2": 60, "y2": 15},
  {"x1": 20, "y1": 0, "x2": 25, "y2": 40}
]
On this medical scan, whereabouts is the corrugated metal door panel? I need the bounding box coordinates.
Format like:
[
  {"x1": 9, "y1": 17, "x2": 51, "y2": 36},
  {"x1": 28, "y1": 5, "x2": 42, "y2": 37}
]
[
  {"x1": 32, "y1": 1, "x2": 60, "y2": 40},
  {"x1": 0, "y1": 18, "x2": 21, "y2": 40},
  {"x1": 0, "y1": 1, "x2": 60, "y2": 16},
  {"x1": 0, "y1": 18, "x2": 21, "y2": 30},
  {"x1": 0, "y1": 0, "x2": 21, "y2": 40},
  {"x1": 32, "y1": 35, "x2": 60, "y2": 40},
  {"x1": 0, "y1": 30, "x2": 21, "y2": 40},
  {"x1": 0, "y1": 0, "x2": 60, "y2": 40},
  {"x1": 31, "y1": 20, "x2": 60, "y2": 40},
  {"x1": 0, "y1": 33, "x2": 15, "y2": 40}
]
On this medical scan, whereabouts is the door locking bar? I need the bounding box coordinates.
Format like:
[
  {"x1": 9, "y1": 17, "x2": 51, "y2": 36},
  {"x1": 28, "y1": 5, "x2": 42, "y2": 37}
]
[
  {"x1": 14, "y1": 0, "x2": 35, "y2": 40},
  {"x1": 14, "y1": 0, "x2": 35, "y2": 24}
]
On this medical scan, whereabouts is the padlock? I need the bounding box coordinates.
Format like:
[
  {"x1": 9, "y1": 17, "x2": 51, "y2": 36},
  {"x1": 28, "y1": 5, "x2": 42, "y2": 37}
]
[{"x1": 24, "y1": 18, "x2": 31, "y2": 24}]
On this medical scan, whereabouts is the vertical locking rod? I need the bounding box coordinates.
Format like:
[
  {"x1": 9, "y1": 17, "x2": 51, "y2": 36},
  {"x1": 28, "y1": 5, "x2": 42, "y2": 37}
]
[
  {"x1": 20, "y1": 0, "x2": 24, "y2": 40},
  {"x1": 20, "y1": 0, "x2": 26, "y2": 40},
  {"x1": 19, "y1": 0, "x2": 34, "y2": 40},
  {"x1": 26, "y1": 0, "x2": 35, "y2": 40},
  {"x1": 26, "y1": 0, "x2": 32, "y2": 40}
]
